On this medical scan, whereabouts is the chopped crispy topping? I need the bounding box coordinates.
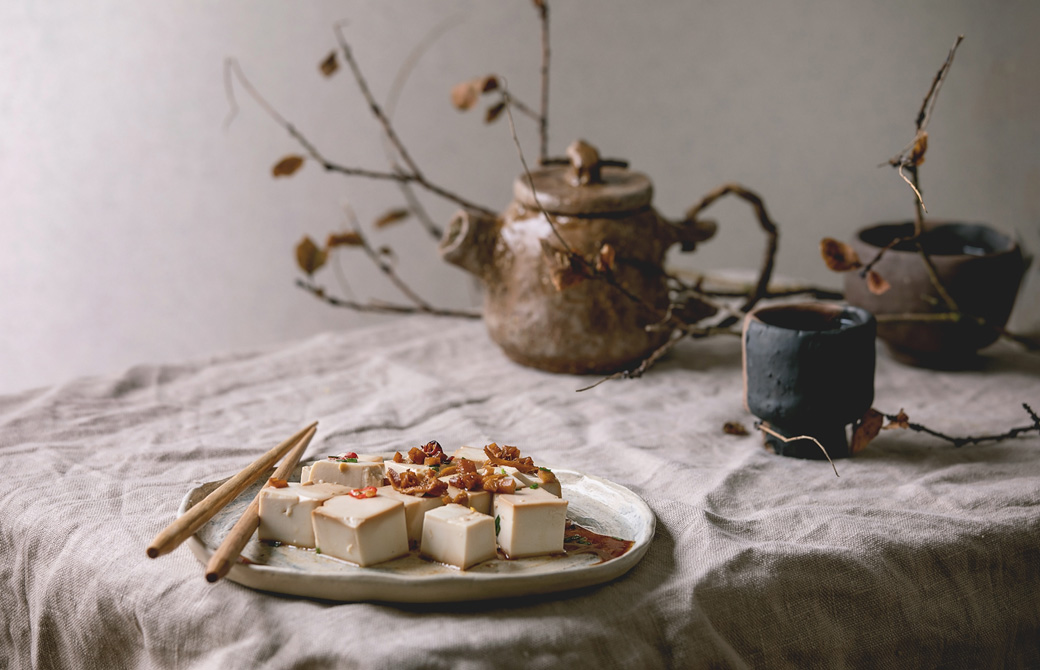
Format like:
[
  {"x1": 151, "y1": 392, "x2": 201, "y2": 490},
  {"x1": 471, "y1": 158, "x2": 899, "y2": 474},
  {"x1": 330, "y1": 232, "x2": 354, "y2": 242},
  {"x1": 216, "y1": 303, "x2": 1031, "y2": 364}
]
[
  {"x1": 447, "y1": 459, "x2": 483, "y2": 491},
  {"x1": 401, "y1": 440, "x2": 451, "y2": 466},
  {"x1": 483, "y1": 443, "x2": 537, "y2": 474},
  {"x1": 480, "y1": 472, "x2": 517, "y2": 494},
  {"x1": 386, "y1": 467, "x2": 448, "y2": 498},
  {"x1": 537, "y1": 468, "x2": 557, "y2": 485},
  {"x1": 268, "y1": 477, "x2": 289, "y2": 489},
  {"x1": 392, "y1": 452, "x2": 404, "y2": 463},
  {"x1": 441, "y1": 490, "x2": 470, "y2": 507}
]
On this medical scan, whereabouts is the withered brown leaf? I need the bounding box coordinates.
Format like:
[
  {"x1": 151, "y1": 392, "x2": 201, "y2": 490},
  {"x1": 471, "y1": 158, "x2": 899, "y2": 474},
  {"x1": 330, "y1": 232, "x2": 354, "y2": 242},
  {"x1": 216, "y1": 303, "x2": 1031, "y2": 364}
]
[
  {"x1": 319, "y1": 51, "x2": 339, "y2": 77},
  {"x1": 484, "y1": 101, "x2": 506, "y2": 124},
  {"x1": 884, "y1": 409, "x2": 910, "y2": 430},
  {"x1": 819, "y1": 238, "x2": 862, "y2": 272},
  {"x1": 866, "y1": 270, "x2": 891, "y2": 295},
  {"x1": 272, "y1": 155, "x2": 305, "y2": 178},
  {"x1": 295, "y1": 236, "x2": 327, "y2": 275},
  {"x1": 450, "y1": 75, "x2": 499, "y2": 111},
  {"x1": 723, "y1": 422, "x2": 749, "y2": 436},
  {"x1": 373, "y1": 208, "x2": 410, "y2": 228},
  {"x1": 851, "y1": 408, "x2": 884, "y2": 454},
  {"x1": 325, "y1": 232, "x2": 363, "y2": 248}
]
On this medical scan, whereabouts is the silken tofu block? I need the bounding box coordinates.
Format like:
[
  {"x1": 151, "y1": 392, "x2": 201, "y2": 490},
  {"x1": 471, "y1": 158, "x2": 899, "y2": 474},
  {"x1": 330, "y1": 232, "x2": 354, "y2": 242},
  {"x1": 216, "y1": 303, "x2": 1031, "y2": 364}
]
[
  {"x1": 451, "y1": 446, "x2": 488, "y2": 464},
  {"x1": 492, "y1": 486, "x2": 568, "y2": 558},
  {"x1": 439, "y1": 477, "x2": 492, "y2": 516},
  {"x1": 384, "y1": 461, "x2": 433, "y2": 475},
  {"x1": 306, "y1": 459, "x2": 385, "y2": 489},
  {"x1": 421, "y1": 504, "x2": 497, "y2": 569},
  {"x1": 257, "y1": 482, "x2": 351, "y2": 548},
  {"x1": 511, "y1": 469, "x2": 562, "y2": 498},
  {"x1": 311, "y1": 494, "x2": 408, "y2": 567},
  {"x1": 377, "y1": 486, "x2": 445, "y2": 548}
]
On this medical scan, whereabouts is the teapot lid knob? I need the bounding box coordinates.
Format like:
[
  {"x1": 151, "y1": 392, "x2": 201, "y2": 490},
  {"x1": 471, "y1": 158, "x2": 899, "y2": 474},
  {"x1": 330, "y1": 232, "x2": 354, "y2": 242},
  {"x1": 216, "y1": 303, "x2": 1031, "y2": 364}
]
[{"x1": 566, "y1": 140, "x2": 603, "y2": 186}]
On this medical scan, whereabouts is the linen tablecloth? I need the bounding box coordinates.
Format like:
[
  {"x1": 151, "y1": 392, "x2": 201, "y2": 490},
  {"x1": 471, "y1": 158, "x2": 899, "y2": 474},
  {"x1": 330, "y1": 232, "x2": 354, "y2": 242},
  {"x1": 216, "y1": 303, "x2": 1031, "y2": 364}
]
[{"x1": 2, "y1": 316, "x2": 1038, "y2": 669}]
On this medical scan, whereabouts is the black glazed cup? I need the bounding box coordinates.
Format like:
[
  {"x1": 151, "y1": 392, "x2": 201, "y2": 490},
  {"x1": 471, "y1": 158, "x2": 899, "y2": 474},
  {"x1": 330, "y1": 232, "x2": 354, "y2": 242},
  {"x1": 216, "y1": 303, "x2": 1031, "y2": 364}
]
[{"x1": 743, "y1": 303, "x2": 877, "y2": 459}]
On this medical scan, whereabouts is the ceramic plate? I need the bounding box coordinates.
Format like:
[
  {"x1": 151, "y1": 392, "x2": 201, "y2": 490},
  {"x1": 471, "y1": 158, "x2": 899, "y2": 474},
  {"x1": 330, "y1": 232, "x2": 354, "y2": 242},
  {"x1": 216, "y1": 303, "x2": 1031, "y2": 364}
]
[{"x1": 182, "y1": 463, "x2": 655, "y2": 603}]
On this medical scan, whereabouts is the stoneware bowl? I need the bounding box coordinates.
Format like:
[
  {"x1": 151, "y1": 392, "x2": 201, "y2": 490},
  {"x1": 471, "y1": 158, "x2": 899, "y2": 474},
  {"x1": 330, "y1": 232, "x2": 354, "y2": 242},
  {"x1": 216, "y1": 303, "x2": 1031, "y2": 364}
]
[
  {"x1": 743, "y1": 303, "x2": 876, "y2": 459},
  {"x1": 844, "y1": 221, "x2": 1027, "y2": 369}
]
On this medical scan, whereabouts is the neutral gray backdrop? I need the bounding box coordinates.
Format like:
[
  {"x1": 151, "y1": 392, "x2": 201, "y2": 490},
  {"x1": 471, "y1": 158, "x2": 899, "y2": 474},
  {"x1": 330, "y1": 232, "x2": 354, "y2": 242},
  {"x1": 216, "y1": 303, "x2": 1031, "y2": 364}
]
[{"x1": 3, "y1": 0, "x2": 1038, "y2": 394}]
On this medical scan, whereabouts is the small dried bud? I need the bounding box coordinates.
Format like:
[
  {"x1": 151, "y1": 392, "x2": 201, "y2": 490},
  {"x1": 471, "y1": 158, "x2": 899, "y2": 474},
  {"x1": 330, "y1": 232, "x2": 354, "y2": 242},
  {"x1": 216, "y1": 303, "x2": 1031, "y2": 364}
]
[
  {"x1": 451, "y1": 75, "x2": 499, "y2": 111},
  {"x1": 295, "y1": 236, "x2": 327, "y2": 275},
  {"x1": 722, "y1": 422, "x2": 749, "y2": 436},
  {"x1": 319, "y1": 51, "x2": 339, "y2": 77},
  {"x1": 596, "y1": 243, "x2": 616, "y2": 273},
  {"x1": 484, "y1": 101, "x2": 506, "y2": 124},
  {"x1": 325, "y1": 231, "x2": 364, "y2": 248},
  {"x1": 866, "y1": 270, "x2": 891, "y2": 295},
  {"x1": 272, "y1": 155, "x2": 305, "y2": 178},
  {"x1": 909, "y1": 131, "x2": 928, "y2": 167},
  {"x1": 884, "y1": 409, "x2": 911, "y2": 430},
  {"x1": 373, "y1": 208, "x2": 410, "y2": 228}
]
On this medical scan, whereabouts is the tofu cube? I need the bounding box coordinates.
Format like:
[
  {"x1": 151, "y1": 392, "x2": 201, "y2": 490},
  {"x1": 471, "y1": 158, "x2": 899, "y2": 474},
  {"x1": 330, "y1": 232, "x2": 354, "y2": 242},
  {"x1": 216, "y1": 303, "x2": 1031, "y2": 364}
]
[
  {"x1": 421, "y1": 504, "x2": 497, "y2": 569},
  {"x1": 311, "y1": 494, "x2": 408, "y2": 566},
  {"x1": 451, "y1": 445, "x2": 488, "y2": 465},
  {"x1": 492, "y1": 486, "x2": 568, "y2": 558},
  {"x1": 305, "y1": 459, "x2": 385, "y2": 489},
  {"x1": 384, "y1": 461, "x2": 434, "y2": 476},
  {"x1": 376, "y1": 486, "x2": 445, "y2": 548},
  {"x1": 257, "y1": 482, "x2": 352, "y2": 548},
  {"x1": 511, "y1": 469, "x2": 562, "y2": 498}
]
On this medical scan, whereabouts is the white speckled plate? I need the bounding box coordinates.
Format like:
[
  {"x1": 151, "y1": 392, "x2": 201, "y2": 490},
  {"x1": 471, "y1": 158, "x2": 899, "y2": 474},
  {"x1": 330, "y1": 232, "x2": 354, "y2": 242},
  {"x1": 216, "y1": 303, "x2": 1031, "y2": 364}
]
[{"x1": 182, "y1": 463, "x2": 655, "y2": 603}]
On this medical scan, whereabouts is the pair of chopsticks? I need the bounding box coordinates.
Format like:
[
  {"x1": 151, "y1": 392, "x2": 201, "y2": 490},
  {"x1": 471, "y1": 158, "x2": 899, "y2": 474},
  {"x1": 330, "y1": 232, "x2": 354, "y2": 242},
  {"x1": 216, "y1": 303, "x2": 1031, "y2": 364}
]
[{"x1": 146, "y1": 421, "x2": 318, "y2": 583}]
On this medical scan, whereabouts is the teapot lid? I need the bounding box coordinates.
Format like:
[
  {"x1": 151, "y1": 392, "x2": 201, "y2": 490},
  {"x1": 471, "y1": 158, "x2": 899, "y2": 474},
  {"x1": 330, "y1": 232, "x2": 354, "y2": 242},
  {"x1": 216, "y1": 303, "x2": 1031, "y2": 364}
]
[{"x1": 513, "y1": 140, "x2": 652, "y2": 215}]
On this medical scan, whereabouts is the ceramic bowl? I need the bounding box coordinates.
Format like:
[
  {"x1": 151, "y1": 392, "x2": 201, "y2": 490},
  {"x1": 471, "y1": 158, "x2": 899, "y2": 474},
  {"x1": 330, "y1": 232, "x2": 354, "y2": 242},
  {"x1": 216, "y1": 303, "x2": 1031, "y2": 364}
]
[{"x1": 844, "y1": 221, "x2": 1026, "y2": 368}]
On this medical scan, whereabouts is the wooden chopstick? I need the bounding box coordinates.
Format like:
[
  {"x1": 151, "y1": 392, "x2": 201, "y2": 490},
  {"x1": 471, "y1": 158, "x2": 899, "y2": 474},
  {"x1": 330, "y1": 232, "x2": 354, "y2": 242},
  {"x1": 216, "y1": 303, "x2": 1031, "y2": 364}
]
[
  {"x1": 146, "y1": 421, "x2": 318, "y2": 559},
  {"x1": 204, "y1": 424, "x2": 317, "y2": 582}
]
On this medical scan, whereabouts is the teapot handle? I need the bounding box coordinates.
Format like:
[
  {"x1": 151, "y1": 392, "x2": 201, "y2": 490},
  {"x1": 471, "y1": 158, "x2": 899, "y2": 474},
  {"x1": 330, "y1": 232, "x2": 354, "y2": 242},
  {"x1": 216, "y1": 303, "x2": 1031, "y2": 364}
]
[{"x1": 670, "y1": 183, "x2": 780, "y2": 324}]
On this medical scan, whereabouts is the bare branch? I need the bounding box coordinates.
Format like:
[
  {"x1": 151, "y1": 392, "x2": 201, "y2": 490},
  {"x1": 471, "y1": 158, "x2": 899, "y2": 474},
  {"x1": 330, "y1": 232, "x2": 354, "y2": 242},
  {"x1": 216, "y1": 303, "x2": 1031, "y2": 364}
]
[
  {"x1": 881, "y1": 404, "x2": 1039, "y2": 448},
  {"x1": 296, "y1": 279, "x2": 481, "y2": 319},
  {"x1": 756, "y1": 422, "x2": 839, "y2": 477},
  {"x1": 224, "y1": 58, "x2": 497, "y2": 218},
  {"x1": 536, "y1": 0, "x2": 550, "y2": 164}
]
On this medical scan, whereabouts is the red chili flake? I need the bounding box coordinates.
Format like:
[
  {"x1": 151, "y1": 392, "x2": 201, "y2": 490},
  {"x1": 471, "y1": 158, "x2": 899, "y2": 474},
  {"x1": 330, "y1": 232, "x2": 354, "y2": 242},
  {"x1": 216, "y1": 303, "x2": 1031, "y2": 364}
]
[{"x1": 348, "y1": 486, "x2": 378, "y2": 499}]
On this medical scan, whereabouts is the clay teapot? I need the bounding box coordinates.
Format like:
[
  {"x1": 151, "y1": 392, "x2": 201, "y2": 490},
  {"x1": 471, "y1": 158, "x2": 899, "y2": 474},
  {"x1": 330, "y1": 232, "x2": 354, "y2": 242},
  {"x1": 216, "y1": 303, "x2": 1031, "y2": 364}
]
[{"x1": 440, "y1": 140, "x2": 716, "y2": 374}]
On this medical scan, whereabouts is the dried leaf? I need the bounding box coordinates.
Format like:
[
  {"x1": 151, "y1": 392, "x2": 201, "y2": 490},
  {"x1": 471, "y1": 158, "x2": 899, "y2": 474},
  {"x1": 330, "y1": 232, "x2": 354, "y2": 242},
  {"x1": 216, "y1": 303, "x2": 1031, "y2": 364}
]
[
  {"x1": 272, "y1": 155, "x2": 305, "y2": 177},
  {"x1": 851, "y1": 408, "x2": 884, "y2": 454},
  {"x1": 295, "y1": 236, "x2": 327, "y2": 275},
  {"x1": 909, "y1": 131, "x2": 928, "y2": 167},
  {"x1": 723, "y1": 422, "x2": 749, "y2": 436},
  {"x1": 319, "y1": 51, "x2": 339, "y2": 77},
  {"x1": 819, "y1": 238, "x2": 862, "y2": 272},
  {"x1": 450, "y1": 75, "x2": 499, "y2": 111},
  {"x1": 326, "y1": 232, "x2": 363, "y2": 248},
  {"x1": 884, "y1": 409, "x2": 910, "y2": 430},
  {"x1": 484, "y1": 101, "x2": 506, "y2": 124},
  {"x1": 866, "y1": 270, "x2": 891, "y2": 295},
  {"x1": 596, "y1": 243, "x2": 616, "y2": 273},
  {"x1": 373, "y1": 208, "x2": 410, "y2": 228}
]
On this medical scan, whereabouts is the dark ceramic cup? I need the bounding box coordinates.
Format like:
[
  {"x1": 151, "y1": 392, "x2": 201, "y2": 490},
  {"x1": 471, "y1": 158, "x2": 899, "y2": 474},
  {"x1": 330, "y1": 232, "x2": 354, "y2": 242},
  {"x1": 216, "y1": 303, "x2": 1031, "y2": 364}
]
[
  {"x1": 743, "y1": 303, "x2": 876, "y2": 459},
  {"x1": 844, "y1": 221, "x2": 1027, "y2": 369}
]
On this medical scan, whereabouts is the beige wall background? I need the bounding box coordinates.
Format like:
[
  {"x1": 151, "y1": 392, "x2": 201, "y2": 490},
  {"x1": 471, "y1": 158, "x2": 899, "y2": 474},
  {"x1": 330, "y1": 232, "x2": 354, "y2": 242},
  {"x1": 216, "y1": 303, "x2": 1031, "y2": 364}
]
[{"x1": 2, "y1": 0, "x2": 1038, "y2": 394}]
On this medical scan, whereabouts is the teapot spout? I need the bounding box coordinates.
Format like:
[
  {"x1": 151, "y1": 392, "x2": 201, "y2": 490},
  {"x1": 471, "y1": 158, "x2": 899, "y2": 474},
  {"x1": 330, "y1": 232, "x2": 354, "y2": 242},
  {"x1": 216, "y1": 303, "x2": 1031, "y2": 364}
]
[{"x1": 439, "y1": 210, "x2": 500, "y2": 280}]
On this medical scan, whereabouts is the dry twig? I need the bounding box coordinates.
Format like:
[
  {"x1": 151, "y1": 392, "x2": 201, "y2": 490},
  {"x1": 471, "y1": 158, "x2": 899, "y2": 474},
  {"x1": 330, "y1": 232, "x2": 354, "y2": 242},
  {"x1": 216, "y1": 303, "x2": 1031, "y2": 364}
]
[{"x1": 881, "y1": 403, "x2": 1040, "y2": 448}]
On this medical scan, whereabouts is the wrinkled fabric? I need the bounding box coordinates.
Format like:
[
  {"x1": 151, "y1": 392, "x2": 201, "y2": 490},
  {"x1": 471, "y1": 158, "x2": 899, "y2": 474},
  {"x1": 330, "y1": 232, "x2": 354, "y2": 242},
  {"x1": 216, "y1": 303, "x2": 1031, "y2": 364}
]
[{"x1": 1, "y1": 316, "x2": 1038, "y2": 669}]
